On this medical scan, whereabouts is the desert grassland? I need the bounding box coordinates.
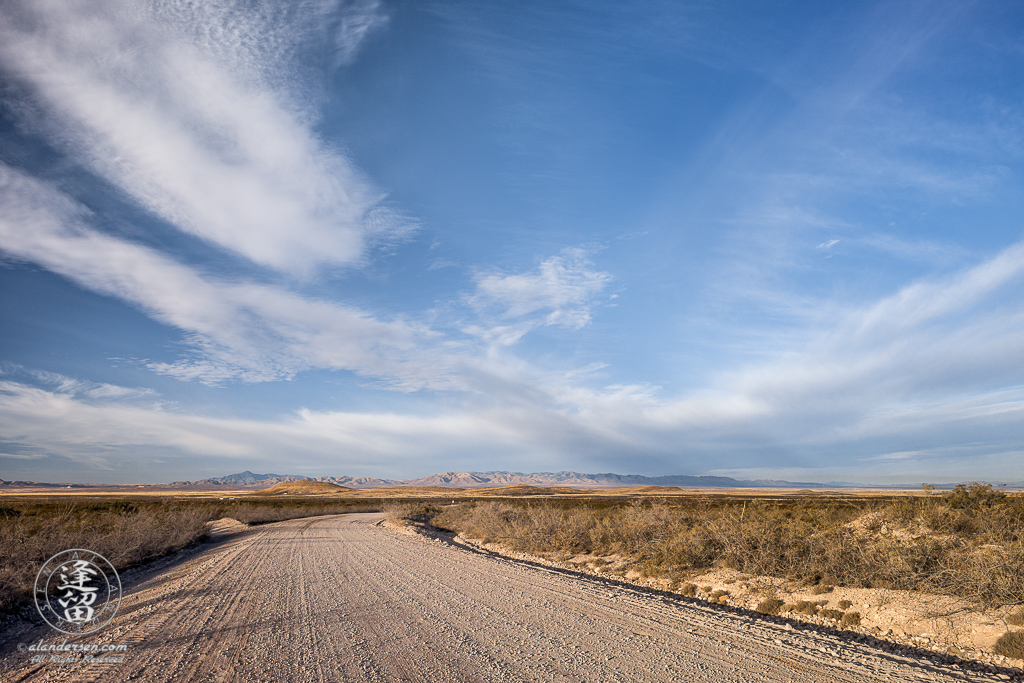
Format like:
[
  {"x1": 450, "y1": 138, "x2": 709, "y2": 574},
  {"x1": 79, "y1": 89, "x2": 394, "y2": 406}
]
[
  {"x1": 422, "y1": 484, "x2": 1024, "y2": 660},
  {"x1": 430, "y1": 484, "x2": 1024, "y2": 606},
  {"x1": 4, "y1": 483, "x2": 1024, "y2": 660},
  {"x1": 0, "y1": 494, "x2": 382, "y2": 618}
]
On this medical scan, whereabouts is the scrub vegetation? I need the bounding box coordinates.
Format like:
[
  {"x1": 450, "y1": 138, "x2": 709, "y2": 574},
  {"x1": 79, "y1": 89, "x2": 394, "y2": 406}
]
[
  {"x1": 430, "y1": 483, "x2": 1024, "y2": 610},
  {"x1": 0, "y1": 497, "x2": 379, "y2": 617}
]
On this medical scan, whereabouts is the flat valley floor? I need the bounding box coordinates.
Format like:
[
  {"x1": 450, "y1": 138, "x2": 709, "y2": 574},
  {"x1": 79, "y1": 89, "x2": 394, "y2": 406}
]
[{"x1": 0, "y1": 513, "x2": 1007, "y2": 682}]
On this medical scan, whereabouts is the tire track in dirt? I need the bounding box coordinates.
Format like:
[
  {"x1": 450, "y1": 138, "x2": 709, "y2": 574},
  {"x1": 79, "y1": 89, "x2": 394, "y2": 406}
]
[{"x1": 0, "y1": 513, "x2": 1008, "y2": 682}]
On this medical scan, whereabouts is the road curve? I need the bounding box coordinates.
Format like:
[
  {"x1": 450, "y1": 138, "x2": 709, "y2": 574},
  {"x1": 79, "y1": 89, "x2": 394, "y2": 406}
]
[{"x1": 0, "y1": 513, "x2": 997, "y2": 682}]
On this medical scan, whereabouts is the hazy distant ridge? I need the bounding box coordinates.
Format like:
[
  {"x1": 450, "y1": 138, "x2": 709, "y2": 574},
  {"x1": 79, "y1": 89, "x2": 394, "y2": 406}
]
[
  {"x1": 8, "y1": 470, "x2": 1018, "y2": 489},
  {"x1": 189, "y1": 470, "x2": 858, "y2": 489}
]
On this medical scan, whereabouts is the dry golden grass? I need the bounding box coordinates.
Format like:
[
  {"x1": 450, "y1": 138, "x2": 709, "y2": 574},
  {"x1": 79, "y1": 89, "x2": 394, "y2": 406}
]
[
  {"x1": 382, "y1": 502, "x2": 442, "y2": 526},
  {"x1": 756, "y1": 598, "x2": 784, "y2": 615},
  {"x1": 994, "y1": 631, "x2": 1024, "y2": 659},
  {"x1": 470, "y1": 485, "x2": 590, "y2": 496},
  {"x1": 0, "y1": 497, "x2": 380, "y2": 618},
  {"x1": 254, "y1": 481, "x2": 353, "y2": 495},
  {"x1": 794, "y1": 600, "x2": 822, "y2": 615},
  {"x1": 0, "y1": 500, "x2": 212, "y2": 616},
  {"x1": 430, "y1": 483, "x2": 1024, "y2": 610}
]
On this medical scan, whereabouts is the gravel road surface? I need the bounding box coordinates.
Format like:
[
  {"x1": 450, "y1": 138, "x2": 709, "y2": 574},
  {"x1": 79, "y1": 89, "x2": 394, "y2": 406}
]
[{"x1": 0, "y1": 513, "x2": 1007, "y2": 682}]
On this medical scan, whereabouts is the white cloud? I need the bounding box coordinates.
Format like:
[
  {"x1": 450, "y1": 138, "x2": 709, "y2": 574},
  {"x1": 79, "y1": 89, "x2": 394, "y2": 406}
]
[
  {"x1": 467, "y1": 247, "x2": 612, "y2": 343},
  {"x1": 0, "y1": 379, "x2": 266, "y2": 462},
  {"x1": 659, "y1": 241, "x2": 1024, "y2": 448},
  {"x1": 0, "y1": 166, "x2": 454, "y2": 388},
  {"x1": 3, "y1": 160, "x2": 1023, "y2": 480},
  {"x1": 0, "y1": 365, "x2": 158, "y2": 404},
  {"x1": 0, "y1": 0, "x2": 403, "y2": 275}
]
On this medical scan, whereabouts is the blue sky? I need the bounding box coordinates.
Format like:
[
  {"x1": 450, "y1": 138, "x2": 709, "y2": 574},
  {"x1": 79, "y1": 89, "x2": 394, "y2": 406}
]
[{"x1": 1, "y1": 0, "x2": 1022, "y2": 484}]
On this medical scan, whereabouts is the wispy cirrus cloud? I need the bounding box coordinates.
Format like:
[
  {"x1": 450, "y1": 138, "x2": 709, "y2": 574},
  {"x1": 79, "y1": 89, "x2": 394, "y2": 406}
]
[
  {"x1": 3, "y1": 229, "x2": 1023, "y2": 482},
  {"x1": 1, "y1": 1, "x2": 1021, "y2": 486},
  {"x1": 0, "y1": 237, "x2": 1022, "y2": 483},
  {"x1": 0, "y1": 365, "x2": 158, "y2": 404},
  {"x1": 466, "y1": 247, "x2": 612, "y2": 344},
  {"x1": 0, "y1": 165, "x2": 454, "y2": 388},
  {"x1": 0, "y1": 0, "x2": 403, "y2": 275},
  {"x1": 0, "y1": 164, "x2": 617, "y2": 390},
  {"x1": 648, "y1": 240, "x2": 1024, "y2": 454}
]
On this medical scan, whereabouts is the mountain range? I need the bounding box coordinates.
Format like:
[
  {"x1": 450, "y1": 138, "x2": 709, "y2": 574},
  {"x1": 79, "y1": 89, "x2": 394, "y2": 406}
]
[
  {"x1": 180, "y1": 470, "x2": 1017, "y2": 490},
  {"x1": 6, "y1": 470, "x2": 1020, "y2": 490}
]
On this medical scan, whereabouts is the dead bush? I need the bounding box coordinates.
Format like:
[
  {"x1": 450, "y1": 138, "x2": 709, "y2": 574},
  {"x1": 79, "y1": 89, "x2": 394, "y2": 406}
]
[
  {"x1": 838, "y1": 599, "x2": 853, "y2": 610},
  {"x1": 794, "y1": 600, "x2": 819, "y2": 615},
  {"x1": 1007, "y1": 610, "x2": 1024, "y2": 627},
  {"x1": 709, "y1": 589, "x2": 729, "y2": 601},
  {"x1": 679, "y1": 583, "x2": 697, "y2": 597},
  {"x1": 383, "y1": 502, "x2": 417, "y2": 526},
  {"x1": 756, "y1": 598, "x2": 784, "y2": 615},
  {"x1": 840, "y1": 611, "x2": 862, "y2": 627},
  {"x1": 993, "y1": 631, "x2": 1024, "y2": 660},
  {"x1": 430, "y1": 491, "x2": 1024, "y2": 610},
  {"x1": 0, "y1": 501, "x2": 214, "y2": 615},
  {"x1": 0, "y1": 497, "x2": 382, "y2": 617},
  {"x1": 820, "y1": 609, "x2": 844, "y2": 621}
]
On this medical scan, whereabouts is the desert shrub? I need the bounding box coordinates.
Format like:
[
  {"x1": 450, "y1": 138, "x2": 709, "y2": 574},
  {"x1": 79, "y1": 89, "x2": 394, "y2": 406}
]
[
  {"x1": 780, "y1": 603, "x2": 796, "y2": 613},
  {"x1": 811, "y1": 585, "x2": 834, "y2": 594},
  {"x1": 820, "y1": 609, "x2": 843, "y2": 621},
  {"x1": 700, "y1": 585, "x2": 712, "y2": 593},
  {"x1": 994, "y1": 631, "x2": 1024, "y2": 660},
  {"x1": 795, "y1": 601, "x2": 819, "y2": 615},
  {"x1": 926, "y1": 541, "x2": 1024, "y2": 608},
  {"x1": 226, "y1": 501, "x2": 378, "y2": 524},
  {"x1": 756, "y1": 598, "x2": 784, "y2": 615},
  {"x1": 947, "y1": 482, "x2": 1007, "y2": 510},
  {"x1": 431, "y1": 491, "x2": 1024, "y2": 610},
  {"x1": 841, "y1": 611, "x2": 862, "y2": 627},
  {"x1": 709, "y1": 589, "x2": 729, "y2": 601},
  {"x1": 679, "y1": 583, "x2": 697, "y2": 597},
  {"x1": 383, "y1": 502, "x2": 417, "y2": 525},
  {"x1": 0, "y1": 497, "x2": 382, "y2": 617},
  {"x1": 1007, "y1": 610, "x2": 1024, "y2": 627},
  {"x1": 0, "y1": 500, "x2": 214, "y2": 615},
  {"x1": 838, "y1": 599, "x2": 853, "y2": 610}
]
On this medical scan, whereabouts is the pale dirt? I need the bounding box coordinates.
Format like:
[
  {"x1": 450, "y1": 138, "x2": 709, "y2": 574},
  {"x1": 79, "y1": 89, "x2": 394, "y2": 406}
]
[
  {"x1": 512, "y1": 547, "x2": 1022, "y2": 664},
  {"x1": 0, "y1": 513, "x2": 1015, "y2": 682}
]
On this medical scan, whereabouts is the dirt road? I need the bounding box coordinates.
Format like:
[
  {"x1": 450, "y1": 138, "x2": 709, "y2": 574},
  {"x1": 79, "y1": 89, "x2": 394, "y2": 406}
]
[{"x1": 0, "y1": 513, "x2": 1006, "y2": 682}]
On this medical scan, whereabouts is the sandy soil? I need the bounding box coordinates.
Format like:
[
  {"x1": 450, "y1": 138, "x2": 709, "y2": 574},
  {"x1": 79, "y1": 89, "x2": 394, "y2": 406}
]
[{"x1": 0, "y1": 513, "x2": 1016, "y2": 682}]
